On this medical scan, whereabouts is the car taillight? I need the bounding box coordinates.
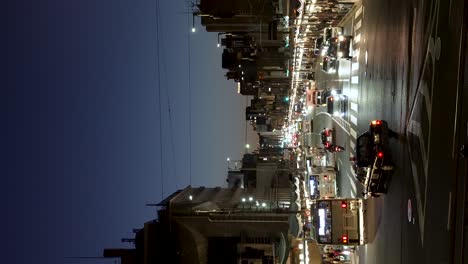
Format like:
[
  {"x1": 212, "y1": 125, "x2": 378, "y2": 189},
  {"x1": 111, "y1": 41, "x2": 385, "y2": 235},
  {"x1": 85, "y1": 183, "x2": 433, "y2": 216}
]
[
  {"x1": 342, "y1": 235, "x2": 348, "y2": 243},
  {"x1": 325, "y1": 142, "x2": 329, "y2": 147},
  {"x1": 324, "y1": 175, "x2": 328, "y2": 180},
  {"x1": 341, "y1": 201, "x2": 347, "y2": 208},
  {"x1": 377, "y1": 152, "x2": 383, "y2": 158},
  {"x1": 371, "y1": 120, "x2": 382, "y2": 126}
]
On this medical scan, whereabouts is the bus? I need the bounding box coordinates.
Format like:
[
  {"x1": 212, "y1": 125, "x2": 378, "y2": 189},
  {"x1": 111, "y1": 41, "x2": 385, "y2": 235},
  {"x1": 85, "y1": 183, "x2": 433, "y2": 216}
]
[{"x1": 313, "y1": 198, "x2": 367, "y2": 246}]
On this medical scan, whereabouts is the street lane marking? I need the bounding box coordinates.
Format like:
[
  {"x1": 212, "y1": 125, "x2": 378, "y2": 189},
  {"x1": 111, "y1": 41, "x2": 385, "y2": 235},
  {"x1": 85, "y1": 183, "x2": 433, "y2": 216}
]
[
  {"x1": 349, "y1": 175, "x2": 357, "y2": 198},
  {"x1": 354, "y1": 19, "x2": 362, "y2": 32},
  {"x1": 351, "y1": 102, "x2": 358, "y2": 112},
  {"x1": 332, "y1": 116, "x2": 351, "y2": 136},
  {"x1": 355, "y1": 33, "x2": 361, "y2": 43},
  {"x1": 351, "y1": 76, "x2": 359, "y2": 84},
  {"x1": 353, "y1": 48, "x2": 360, "y2": 59},
  {"x1": 350, "y1": 127, "x2": 357, "y2": 139},
  {"x1": 355, "y1": 6, "x2": 363, "y2": 19},
  {"x1": 350, "y1": 114, "x2": 358, "y2": 125}
]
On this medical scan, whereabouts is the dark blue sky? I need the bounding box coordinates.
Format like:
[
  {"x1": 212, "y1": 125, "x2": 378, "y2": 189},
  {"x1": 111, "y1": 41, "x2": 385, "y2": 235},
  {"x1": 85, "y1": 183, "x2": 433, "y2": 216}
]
[{"x1": 6, "y1": 0, "x2": 258, "y2": 263}]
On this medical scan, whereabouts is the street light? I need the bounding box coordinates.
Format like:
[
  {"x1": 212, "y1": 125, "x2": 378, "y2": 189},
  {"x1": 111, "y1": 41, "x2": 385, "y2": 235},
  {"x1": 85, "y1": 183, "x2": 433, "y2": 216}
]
[{"x1": 245, "y1": 144, "x2": 250, "y2": 149}]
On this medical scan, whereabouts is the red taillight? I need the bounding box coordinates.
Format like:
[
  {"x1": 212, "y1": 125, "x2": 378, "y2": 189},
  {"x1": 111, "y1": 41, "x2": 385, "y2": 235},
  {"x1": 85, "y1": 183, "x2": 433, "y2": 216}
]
[
  {"x1": 324, "y1": 175, "x2": 328, "y2": 180},
  {"x1": 325, "y1": 142, "x2": 330, "y2": 147},
  {"x1": 342, "y1": 235, "x2": 348, "y2": 243},
  {"x1": 371, "y1": 120, "x2": 382, "y2": 126},
  {"x1": 341, "y1": 201, "x2": 347, "y2": 208},
  {"x1": 330, "y1": 97, "x2": 334, "y2": 102},
  {"x1": 377, "y1": 152, "x2": 384, "y2": 158}
]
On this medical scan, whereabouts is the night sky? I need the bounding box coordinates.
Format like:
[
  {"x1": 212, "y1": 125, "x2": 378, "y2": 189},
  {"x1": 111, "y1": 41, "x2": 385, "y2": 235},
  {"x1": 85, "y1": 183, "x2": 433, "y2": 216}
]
[{"x1": 6, "y1": 0, "x2": 258, "y2": 263}]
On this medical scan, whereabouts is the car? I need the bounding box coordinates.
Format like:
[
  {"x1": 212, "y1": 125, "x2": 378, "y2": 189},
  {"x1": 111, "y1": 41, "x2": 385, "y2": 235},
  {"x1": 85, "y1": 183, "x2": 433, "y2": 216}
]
[
  {"x1": 314, "y1": 36, "x2": 324, "y2": 55},
  {"x1": 321, "y1": 128, "x2": 334, "y2": 149},
  {"x1": 326, "y1": 94, "x2": 348, "y2": 118},
  {"x1": 322, "y1": 56, "x2": 337, "y2": 73},
  {"x1": 352, "y1": 120, "x2": 397, "y2": 197},
  {"x1": 321, "y1": 128, "x2": 344, "y2": 153},
  {"x1": 323, "y1": 26, "x2": 344, "y2": 43}
]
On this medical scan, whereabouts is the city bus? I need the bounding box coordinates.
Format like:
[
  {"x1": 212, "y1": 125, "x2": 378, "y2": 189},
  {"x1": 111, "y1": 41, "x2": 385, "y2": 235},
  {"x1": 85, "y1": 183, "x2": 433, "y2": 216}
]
[{"x1": 313, "y1": 198, "x2": 367, "y2": 246}]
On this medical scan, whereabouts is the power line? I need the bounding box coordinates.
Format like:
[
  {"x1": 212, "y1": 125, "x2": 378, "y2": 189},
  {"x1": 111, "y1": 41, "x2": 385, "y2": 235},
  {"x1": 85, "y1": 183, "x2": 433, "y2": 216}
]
[
  {"x1": 155, "y1": 0, "x2": 164, "y2": 200},
  {"x1": 157, "y1": 0, "x2": 178, "y2": 185},
  {"x1": 187, "y1": 3, "x2": 192, "y2": 186}
]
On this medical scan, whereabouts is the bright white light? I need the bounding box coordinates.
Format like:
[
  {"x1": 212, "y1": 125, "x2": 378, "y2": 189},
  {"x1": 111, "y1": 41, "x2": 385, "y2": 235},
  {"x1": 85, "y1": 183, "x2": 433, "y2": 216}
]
[
  {"x1": 217, "y1": 43, "x2": 220, "y2": 48},
  {"x1": 249, "y1": 196, "x2": 253, "y2": 201},
  {"x1": 321, "y1": 49, "x2": 327, "y2": 56},
  {"x1": 245, "y1": 143, "x2": 250, "y2": 149},
  {"x1": 318, "y1": 209, "x2": 326, "y2": 235},
  {"x1": 365, "y1": 50, "x2": 369, "y2": 65},
  {"x1": 334, "y1": 111, "x2": 340, "y2": 116},
  {"x1": 241, "y1": 197, "x2": 246, "y2": 202},
  {"x1": 338, "y1": 35, "x2": 345, "y2": 42},
  {"x1": 268, "y1": 87, "x2": 271, "y2": 92},
  {"x1": 338, "y1": 51, "x2": 343, "y2": 58},
  {"x1": 261, "y1": 202, "x2": 266, "y2": 207},
  {"x1": 331, "y1": 90, "x2": 337, "y2": 95},
  {"x1": 191, "y1": 27, "x2": 196, "y2": 33},
  {"x1": 189, "y1": 195, "x2": 193, "y2": 200},
  {"x1": 298, "y1": 243, "x2": 304, "y2": 249}
]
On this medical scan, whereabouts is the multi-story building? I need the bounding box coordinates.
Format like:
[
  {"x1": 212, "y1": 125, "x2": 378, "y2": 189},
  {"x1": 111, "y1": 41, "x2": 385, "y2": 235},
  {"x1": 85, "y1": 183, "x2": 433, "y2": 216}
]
[{"x1": 103, "y1": 186, "x2": 295, "y2": 264}]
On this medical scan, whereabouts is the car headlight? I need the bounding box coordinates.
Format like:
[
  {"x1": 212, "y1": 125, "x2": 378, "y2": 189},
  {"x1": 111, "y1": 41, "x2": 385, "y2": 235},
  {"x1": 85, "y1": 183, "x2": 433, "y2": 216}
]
[
  {"x1": 338, "y1": 51, "x2": 343, "y2": 58},
  {"x1": 338, "y1": 35, "x2": 345, "y2": 42}
]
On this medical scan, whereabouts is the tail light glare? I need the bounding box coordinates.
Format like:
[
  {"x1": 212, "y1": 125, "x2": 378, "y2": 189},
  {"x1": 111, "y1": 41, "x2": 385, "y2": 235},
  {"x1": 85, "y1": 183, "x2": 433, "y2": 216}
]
[
  {"x1": 342, "y1": 235, "x2": 348, "y2": 243},
  {"x1": 372, "y1": 120, "x2": 382, "y2": 126},
  {"x1": 377, "y1": 152, "x2": 384, "y2": 158},
  {"x1": 341, "y1": 201, "x2": 347, "y2": 208}
]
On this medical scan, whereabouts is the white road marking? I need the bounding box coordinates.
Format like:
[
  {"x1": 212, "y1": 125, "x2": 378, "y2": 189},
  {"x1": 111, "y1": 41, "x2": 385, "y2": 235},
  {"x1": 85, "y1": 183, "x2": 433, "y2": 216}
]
[
  {"x1": 350, "y1": 127, "x2": 357, "y2": 139},
  {"x1": 332, "y1": 116, "x2": 351, "y2": 136},
  {"x1": 355, "y1": 6, "x2": 363, "y2": 19},
  {"x1": 349, "y1": 176, "x2": 357, "y2": 197},
  {"x1": 354, "y1": 19, "x2": 362, "y2": 32},
  {"x1": 351, "y1": 102, "x2": 358, "y2": 112},
  {"x1": 351, "y1": 76, "x2": 359, "y2": 84},
  {"x1": 355, "y1": 33, "x2": 361, "y2": 43},
  {"x1": 353, "y1": 48, "x2": 360, "y2": 59},
  {"x1": 350, "y1": 114, "x2": 358, "y2": 125}
]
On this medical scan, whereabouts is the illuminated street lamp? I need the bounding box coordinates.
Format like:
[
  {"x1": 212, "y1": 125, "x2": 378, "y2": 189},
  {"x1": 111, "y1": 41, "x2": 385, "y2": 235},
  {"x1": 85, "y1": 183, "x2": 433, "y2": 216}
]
[{"x1": 245, "y1": 144, "x2": 250, "y2": 149}]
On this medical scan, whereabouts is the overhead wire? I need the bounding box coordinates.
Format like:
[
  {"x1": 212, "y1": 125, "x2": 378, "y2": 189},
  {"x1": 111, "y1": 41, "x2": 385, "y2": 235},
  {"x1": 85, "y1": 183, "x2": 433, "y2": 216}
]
[
  {"x1": 187, "y1": 2, "x2": 192, "y2": 186},
  {"x1": 157, "y1": 0, "x2": 178, "y2": 187},
  {"x1": 155, "y1": 0, "x2": 164, "y2": 200}
]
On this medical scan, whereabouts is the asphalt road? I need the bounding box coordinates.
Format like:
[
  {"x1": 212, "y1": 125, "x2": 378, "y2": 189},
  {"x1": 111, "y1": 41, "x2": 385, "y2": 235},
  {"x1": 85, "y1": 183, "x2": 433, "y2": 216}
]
[{"x1": 310, "y1": 0, "x2": 468, "y2": 263}]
